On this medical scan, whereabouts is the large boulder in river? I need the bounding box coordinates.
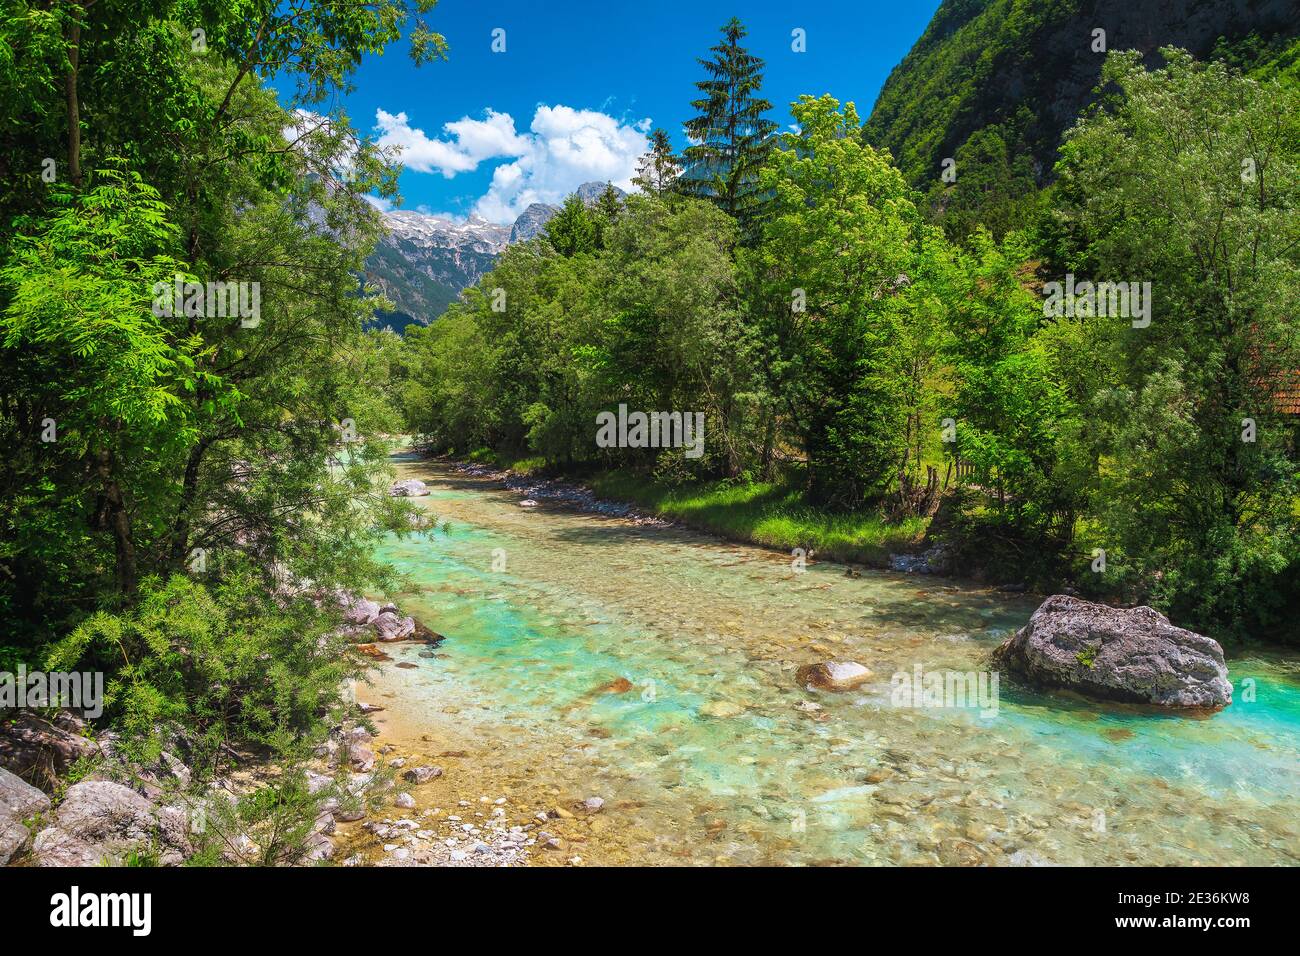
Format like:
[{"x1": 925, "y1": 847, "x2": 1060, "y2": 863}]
[
  {"x1": 993, "y1": 595, "x2": 1231, "y2": 710},
  {"x1": 797, "y1": 661, "x2": 873, "y2": 692}
]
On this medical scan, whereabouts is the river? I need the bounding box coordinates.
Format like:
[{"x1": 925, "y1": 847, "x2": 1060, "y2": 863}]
[{"x1": 361, "y1": 456, "x2": 1300, "y2": 866}]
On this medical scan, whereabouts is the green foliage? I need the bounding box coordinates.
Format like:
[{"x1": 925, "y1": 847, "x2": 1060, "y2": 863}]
[
  {"x1": 633, "y1": 128, "x2": 680, "y2": 195},
  {"x1": 750, "y1": 95, "x2": 930, "y2": 507},
  {"x1": 0, "y1": 0, "x2": 444, "y2": 862},
  {"x1": 544, "y1": 195, "x2": 599, "y2": 257},
  {"x1": 45, "y1": 571, "x2": 364, "y2": 776},
  {"x1": 1052, "y1": 49, "x2": 1300, "y2": 637},
  {"x1": 679, "y1": 17, "x2": 778, "y2": 236}
]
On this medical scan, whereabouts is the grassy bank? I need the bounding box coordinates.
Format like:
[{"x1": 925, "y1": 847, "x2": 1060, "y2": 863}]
[{"x1": 581, "y1": 470, "x2": 928, "y2": 567}]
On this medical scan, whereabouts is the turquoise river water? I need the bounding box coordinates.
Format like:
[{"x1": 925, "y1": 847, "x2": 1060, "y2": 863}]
[{"x1": 366, "y1": 457, "x2": 1299, "y2": 866}]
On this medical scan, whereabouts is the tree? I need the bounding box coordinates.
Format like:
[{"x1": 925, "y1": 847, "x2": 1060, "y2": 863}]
[
  {"x1": 633, "y1": 128, "x2": 680, "y2": 195},
  {"x1": 751, "y1": 95, "x2": 928, "y2": 507},
  {"x1": 1053, "y1": 48, "x2": 1300, "y2": 636},
  {"x1": 680, "y1": 17, "x2": 777, "y2": 236},
  {"x1": 544, "y1": 195, "x2": 599, "y2": 257}
]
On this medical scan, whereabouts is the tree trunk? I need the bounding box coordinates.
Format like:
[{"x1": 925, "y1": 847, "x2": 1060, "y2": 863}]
[
  {"x1": 65, "y1": 15, "x2": 82, "y2": 187},
  {"x1": 169, "y1": 439, "x2": 210, "y2": 566},
  {"x1": 94, "y1": 447, "x2": 137, "y2": 598}
]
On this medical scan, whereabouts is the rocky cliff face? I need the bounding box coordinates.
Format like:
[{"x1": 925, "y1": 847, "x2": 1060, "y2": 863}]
[
  {"x1": 865, "y1": 0, "x2": 1299, "y2": 188},
  {"x1": 366, "y1": 182, "x2": 625, "y2": 329}
]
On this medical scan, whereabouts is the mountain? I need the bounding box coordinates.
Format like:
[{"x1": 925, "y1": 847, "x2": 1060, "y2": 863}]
[
  {"x1": 366, "y1": 182, "x2": 625, "y2": 330},
  {"x1": 509, "y1": 202, "x2": 560, "y2": 243},
  {"x1": 864, "y1": 0, "x2": 1299, "y2": 193}
]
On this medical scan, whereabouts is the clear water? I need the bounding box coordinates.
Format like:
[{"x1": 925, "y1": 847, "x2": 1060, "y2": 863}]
[{"x1": 368, "y1": 459, "x2": 1300, "y2": 866}]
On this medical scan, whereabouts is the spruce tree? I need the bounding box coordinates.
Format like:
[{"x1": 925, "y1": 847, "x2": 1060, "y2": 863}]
[
  {"x1": 633, "y1": 128, "x2": 680, "y2": 194},
  {"x1": 680, "y1": 18, "x2": 777, "y2": 233}
]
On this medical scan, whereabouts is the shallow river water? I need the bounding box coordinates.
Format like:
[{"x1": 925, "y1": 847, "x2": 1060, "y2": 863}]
[{"x1": 365, "y1": 457, "x2": 1299, "y2": 866}]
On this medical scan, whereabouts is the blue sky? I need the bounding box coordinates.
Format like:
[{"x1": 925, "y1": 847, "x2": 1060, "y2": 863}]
[{"x1": 299, "y1": 0, "x2": 940, "y2": 222}]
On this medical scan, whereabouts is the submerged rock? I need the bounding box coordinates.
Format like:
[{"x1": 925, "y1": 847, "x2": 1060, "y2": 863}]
[
  {"x1": 700, "y1": 700, "x2": 746, "y2": 718},
  {"x1": 992, "y1": 595, "x2": 1231, "y2": 711},
  {"x1": 797, "y1": 661, "x2": 873, "y2": 692}
]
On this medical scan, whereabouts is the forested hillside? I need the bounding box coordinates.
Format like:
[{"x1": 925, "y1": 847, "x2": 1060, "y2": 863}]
[{"x1": 863, "y1": 0, "x2": 1299, "y2": 237}]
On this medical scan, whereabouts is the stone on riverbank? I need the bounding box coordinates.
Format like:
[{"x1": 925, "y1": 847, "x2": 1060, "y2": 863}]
[
  {"x1": 797, "y1": 661, "x2": 872, "y2": 692},
  {"x1": 402, "y1": 766, "x2": 443, "y2": 784},
  {"x1": 32, "y1": 780, "x2": 190, "y2": 867},
  {"x1": 0, "y1": 767, "x2": 53, "y2": 864},
  {"x1": 0, "y1": 711, "x2": 99, "y2": 783},
  {"x1": 992, "y1": 595, "x2": 1232, "y2": 710}
]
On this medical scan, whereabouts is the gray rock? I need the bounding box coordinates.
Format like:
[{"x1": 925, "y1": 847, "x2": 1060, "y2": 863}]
[
  {"x1": 0, "y1": 766, "x2": 51, "y2": 819},
  {"x1": 32, "y1": 780, "x2": 190, "y2": 867},
  {"x1": 348, "y1": 743, "x2": 375, "y2": 772},
  {"x1": 373, "y1": 611, "x2": 415, "y2": 642},
  {"x1": 304, "y1": 832, "x2": 335, "y2": 863},
  {"x1": 993, "y1": 595, "x2": 1232, "y2": 710},
  {"x1": 0, "y1": 711, "x2": 99, "y2": 781},
  {"x1": 394, "y1": 792, "x2": 416, "y2": 809},
  {"x1": 0, "y1": 815, "x2": 31, "y2": 865},
  {"x1": 339, "y1": 594, "x2": 381, "y2": 627},
  {"x1": 402, "y1": 766, "x2": 443, "y2": 785},
  {"x1": 389, "y1": 479, "x2": 430, "y2": 497}
]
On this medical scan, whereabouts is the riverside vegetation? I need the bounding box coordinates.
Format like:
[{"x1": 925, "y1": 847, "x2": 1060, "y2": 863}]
[
  {"x1": 389, "y1": 27, "x2": 1300, "y2": 645},
  {"x1": 0, "y1": 4, "x2": 1297, "y2": 866}
]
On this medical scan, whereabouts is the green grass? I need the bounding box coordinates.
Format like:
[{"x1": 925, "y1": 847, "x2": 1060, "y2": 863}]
[{"x1": 588, "y1": 471, "x2": 928, "y2": 567}]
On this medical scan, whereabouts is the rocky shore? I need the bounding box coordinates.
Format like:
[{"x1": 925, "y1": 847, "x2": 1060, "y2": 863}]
[{"x1": 448, "y1": 461, "x2": 672, "y2": 527}]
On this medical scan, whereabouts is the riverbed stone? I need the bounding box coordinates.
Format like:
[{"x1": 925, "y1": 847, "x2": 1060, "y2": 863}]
[
  {"x1": 340, "y1": 595, "x2": 381, "y2": 627},
  {"x1": 992, "y1": 594, "x2": 1232, "y2": 710},
  {"x1": 402, "y1": 765, "x2": 443, "y2": 784},
  {"x1": 797, "y1": 661, "x2": 873, "y2": 692},
  {"x1": 389, "y1": 479, "x2": 430, "y2": 497},
  {"x1": 349, "y1": 743, "x2": 376, "y2": 772}
]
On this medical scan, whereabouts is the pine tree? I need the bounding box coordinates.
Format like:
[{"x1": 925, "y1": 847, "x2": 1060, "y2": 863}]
[
  {"x1": 680, "y1": 18, "x2": 777, "y2": 233},
  {"x1": 544, "y1": 195, "x2": 598, "y2": 257},
  {"x1": 633, "y1": 128, "x2": 680, "y2": 195}
]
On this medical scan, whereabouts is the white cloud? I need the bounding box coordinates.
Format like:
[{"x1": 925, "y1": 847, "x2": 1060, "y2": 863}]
[
  {"x1": 374, "y1": 104, "x2": 650, "y2": 224},
  {"x1": 361, "y1": 194, "x2": 395, "y2": 213},
  {"x1": 375, "y1": 108, "x2": 529, "y2": 177}
]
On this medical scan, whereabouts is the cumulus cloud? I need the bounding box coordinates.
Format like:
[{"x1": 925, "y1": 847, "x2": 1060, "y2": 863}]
[
  {"x1": 375, "y1": 108, "x2": 530, "y2": 177},
  {"x1": 374, "y1": 104, "x2": 650, "y2": 224}
]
